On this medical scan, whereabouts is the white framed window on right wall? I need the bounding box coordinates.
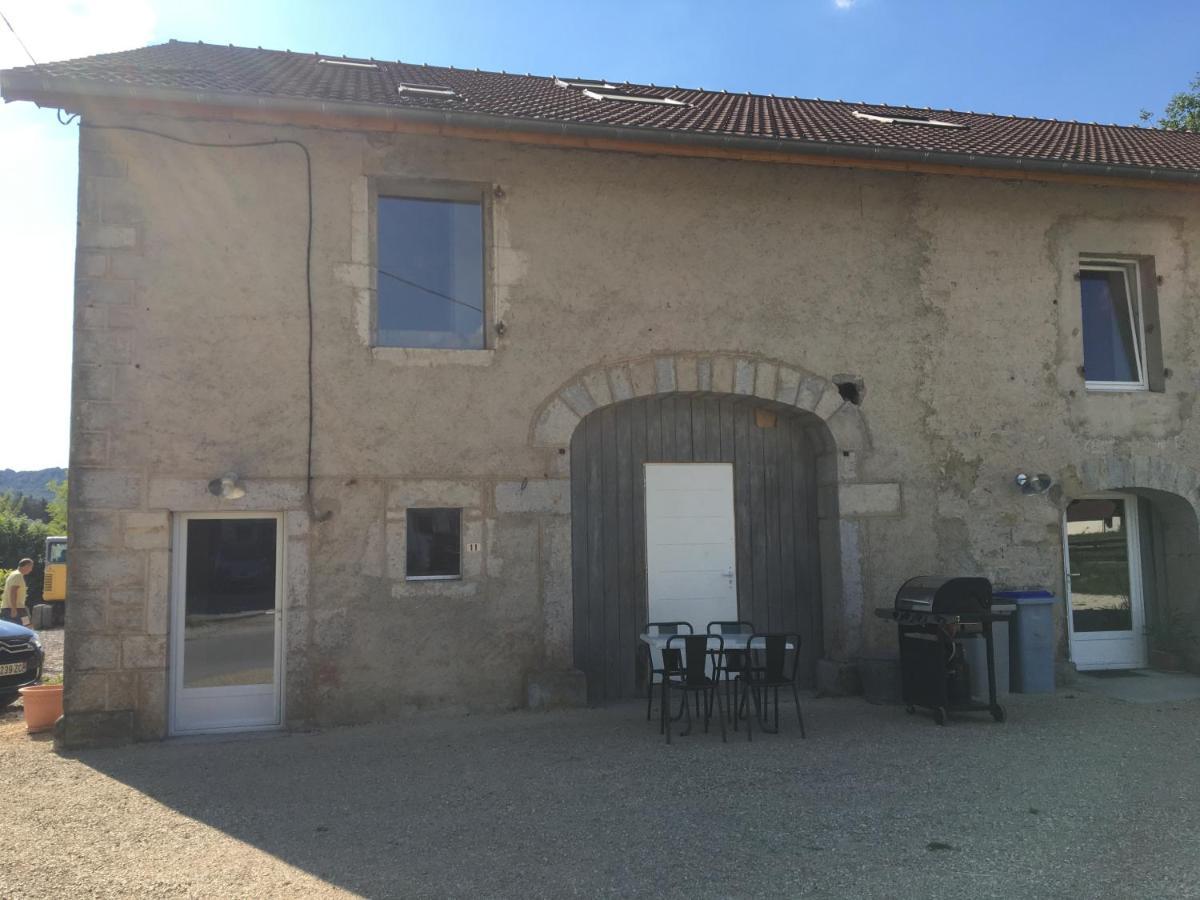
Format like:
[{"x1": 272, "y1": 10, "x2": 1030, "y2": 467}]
[{"x1": 1078, "y1": 256, "x2": 1164, "y2": 393}]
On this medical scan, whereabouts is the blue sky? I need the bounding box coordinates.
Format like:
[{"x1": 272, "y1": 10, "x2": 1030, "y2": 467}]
[{"x1": 1, "y1": 0, "x2": 1197, "y2": 469}]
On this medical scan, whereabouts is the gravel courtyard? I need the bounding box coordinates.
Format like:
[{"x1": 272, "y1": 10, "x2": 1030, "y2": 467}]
[{"x1": 2, "y1": 682, "x2": 1198, "y2": 900}]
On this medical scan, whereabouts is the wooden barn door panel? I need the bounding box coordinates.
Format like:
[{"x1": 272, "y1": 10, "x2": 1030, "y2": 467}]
[{"x1": 570, "y1": 395, "x2": 823, "y2": 704}]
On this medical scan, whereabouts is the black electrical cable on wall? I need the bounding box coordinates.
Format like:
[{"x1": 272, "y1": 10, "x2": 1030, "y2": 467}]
[
  {"x1": 0, "y1": 9, "x2": 38, "y2": 65},
  {"x1": 76, "y1": 121, "x2": 317, "y2": 512}
]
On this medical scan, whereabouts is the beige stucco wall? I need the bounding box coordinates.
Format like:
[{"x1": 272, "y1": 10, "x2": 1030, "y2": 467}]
[{"x1": 63, "y1": 107, "x2": 1200, "y2": 741}]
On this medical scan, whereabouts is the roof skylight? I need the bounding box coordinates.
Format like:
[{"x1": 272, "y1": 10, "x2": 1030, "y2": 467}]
[
  {"x1": 581, "y1": 88, "x2": 687, "y2": 107},
  {"x1": 554, "y1": 75, "x2": 687, "y2": 108},
  {"x1": 397, "y1": 82, "x2": 458, "y2": 97},
  {"x1": 852, "y1": 110, "x2": 967, "y2": 129},
  {"x1": 318, "y1": 58, "x2": 379, "y2": 70},
  {"x1": 554, "y1": 77, "x2": 617, "y2": 90}
]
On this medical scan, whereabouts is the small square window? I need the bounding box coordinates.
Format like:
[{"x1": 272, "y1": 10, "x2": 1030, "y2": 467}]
[
  {"x1": 376, "y1": 193, "x2": 484, "y2": 349},
  {"x1": 1079, "y1": 259, "x2": 1149, "y2": 391},
  {"x1": 406, "y1": 508, "x2": 462, "y2": 580}
]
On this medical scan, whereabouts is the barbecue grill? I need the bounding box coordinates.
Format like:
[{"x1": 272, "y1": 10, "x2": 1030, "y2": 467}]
[{"x1": 875, "y1": 576, "x2": 1008, "y2": 725}]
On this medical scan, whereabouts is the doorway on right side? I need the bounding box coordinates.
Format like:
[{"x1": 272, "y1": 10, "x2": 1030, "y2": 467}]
[{"x1": 1063, "y1": 494, "x2": 1147, "y2": 670}]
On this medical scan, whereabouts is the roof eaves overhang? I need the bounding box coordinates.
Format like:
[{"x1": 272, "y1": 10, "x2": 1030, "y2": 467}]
[{"x1": 4, "y1": 70, "x2": 1199, "y2": 188}]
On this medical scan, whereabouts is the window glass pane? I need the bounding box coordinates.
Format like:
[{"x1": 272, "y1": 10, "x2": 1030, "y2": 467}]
[
  {"x1": 1080, "y1": 268, "x2": 1140, "y2": 383},
  {"x1": 377, "y1": 196, "x2": 483, "y2": 349},
  {"x1": 47, "y1": 542, "x2": 66, "y2": 564},
  {"x1": 1066, "y1": 499, "x2": 1132, "y2": 633},
  {"x1": 183, "y1": 519, "x2": 277, "y2": 687},
  {"x1": 406, "y1": 508, "x2": 462, "y2": 578}
]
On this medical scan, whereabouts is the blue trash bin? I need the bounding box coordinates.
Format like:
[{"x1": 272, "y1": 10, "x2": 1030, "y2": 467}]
[{"x1": 994, "y1": 590, "x2": 1058, "y2": 694}]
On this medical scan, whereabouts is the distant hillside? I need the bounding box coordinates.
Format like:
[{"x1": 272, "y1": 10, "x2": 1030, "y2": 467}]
[{"x1": 0, "y1": 468, "x2": 67, "y2": 501}]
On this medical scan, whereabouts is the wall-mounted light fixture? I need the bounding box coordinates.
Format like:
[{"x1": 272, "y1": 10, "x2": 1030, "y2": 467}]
[
  {"x1": 1014, "y1": 473, "x2": 1052, "y2": 495},
  {"x1": 208, "y1": 473, "x2": 247, "y2": 500}
]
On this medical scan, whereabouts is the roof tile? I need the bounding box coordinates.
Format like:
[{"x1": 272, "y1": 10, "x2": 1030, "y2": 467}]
[{"x1": 4, "y1": 40, "x2": 1199, "y2": 176}]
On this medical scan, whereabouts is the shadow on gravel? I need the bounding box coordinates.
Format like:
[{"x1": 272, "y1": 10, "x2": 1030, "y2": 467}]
[
  {"x1": 68, "y1": 700, "x2": 854, "y2": 896},
  {"x1": 70, "y1": 695, "x2": 1200, "y2": 898}
]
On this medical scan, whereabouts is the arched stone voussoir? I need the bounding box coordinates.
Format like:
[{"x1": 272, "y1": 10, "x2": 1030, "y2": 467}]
[
  {"x1": 530, "y1": 351, "x2": 866, "y2": 453},
  {"x1": 580, "y1": 370, "x2": 612, "y2": 408},
  {"x1": 813, "y1": 383, "x2": 847, "y2": 421},
  {"x1": 606, "y1": 365, "x2": 634, "y2": 402},
  {"x1": 1076, "y1": 456, "x2": 1200, "y2": 507},
  {"x1": 824, "y1": 403, "x2": 872, "y2": 453},
  {"x1": 654, "y1": 357, "x2": 677, "y2": 393},
  {"x1": 533, "y1": 397, "x2": 580, "y2": 447},
  {"x1": 559, "y1": 381, "x2": 597, "y2": 418},
  {"x1": 629, "y1": 358, "x2": 658, "y2": 398}
]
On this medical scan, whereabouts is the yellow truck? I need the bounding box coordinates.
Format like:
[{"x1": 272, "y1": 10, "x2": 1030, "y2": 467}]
[{"x1": 41, "y1": 536, "x2": 67, "y2": 625}]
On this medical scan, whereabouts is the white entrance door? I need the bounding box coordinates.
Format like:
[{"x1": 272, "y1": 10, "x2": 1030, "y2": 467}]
[
  {"x1": 170, "y1": 513, "x2": 284, "y2": 735},
  {"x1": 645, "y1": 463, "x2": 738, "y2": 628},
  {"x1": 1064, "y1": 494, "x2": 1147, "y2": 670}
]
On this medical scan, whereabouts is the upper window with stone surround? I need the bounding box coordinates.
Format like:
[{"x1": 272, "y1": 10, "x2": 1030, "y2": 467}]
[
  {"x1": 375, "y1": 189, "x2": 485, "y2": 350},
  {"x1": 1078, "y1": 256, "x2": 1163, "y2": 393}
]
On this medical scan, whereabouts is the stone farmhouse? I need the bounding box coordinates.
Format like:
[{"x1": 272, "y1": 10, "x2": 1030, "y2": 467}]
[{"x1": 3, "y1": 41, "x2": 1199, "y2": 746}]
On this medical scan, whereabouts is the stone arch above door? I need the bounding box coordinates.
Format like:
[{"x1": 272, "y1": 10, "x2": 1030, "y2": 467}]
[
  {"x1": 569, "y1": 393, "x2": 833, "y2": 703},
  {"x1": 1069, "y1": 456, "x2": 1200, "y2": 673},
  {"x1": 1073, "y1": 457, "x2": 1200, "y2": 510},
  {"x1": 526, "y1": 352, "x2": 887, "y2": 700},
  {"x1": 530, "y1": 352, "x2": 872, "y2": 461}
]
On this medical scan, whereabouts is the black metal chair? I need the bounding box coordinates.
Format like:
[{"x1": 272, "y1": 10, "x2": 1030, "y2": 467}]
[
  {"x1": 737, "y1": 633, "x2": 805, "y2": 741},
  {"x1": 645, "y1": 621, "x2": 694, "y2": 722},
  {"x1": 662, "y1": 634, "x2": 726, "y2": 744},
  {"x1": 707, "y1": 621, "x2": 755, "y2": 722}
]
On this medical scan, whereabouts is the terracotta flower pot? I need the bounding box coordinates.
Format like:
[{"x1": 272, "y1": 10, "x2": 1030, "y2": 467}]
[{"x1": 19, "y1": 684, "x2": 63, "y2": 734}]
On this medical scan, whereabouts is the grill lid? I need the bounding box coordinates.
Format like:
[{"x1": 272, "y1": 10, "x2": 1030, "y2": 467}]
[{"x1": 894, "y1": 575, "x2": 993, "y2": 614}]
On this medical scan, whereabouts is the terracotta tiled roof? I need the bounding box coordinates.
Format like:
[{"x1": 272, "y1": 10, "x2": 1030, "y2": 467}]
[{"x1": 4, "y1": 40, "x2": 1200, "y2": 179}]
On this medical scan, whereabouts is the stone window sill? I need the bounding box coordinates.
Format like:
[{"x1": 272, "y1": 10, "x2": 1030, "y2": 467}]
[{"x1": 371, "y1": 347, "x2": 495, "y2": 367}]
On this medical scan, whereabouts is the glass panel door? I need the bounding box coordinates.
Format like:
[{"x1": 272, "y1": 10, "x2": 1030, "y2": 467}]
[
  {"x1": 171, "y1": 515, "x2": 283, "y2": 734},
  {"x1": 1064, "y1": 496, "x2": 1147, "y2": 670}
]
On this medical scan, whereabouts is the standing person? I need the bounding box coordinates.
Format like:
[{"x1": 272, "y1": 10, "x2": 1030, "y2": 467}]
[{"x1": 2, "y1": 559, "x2": 33, "y2": 627}]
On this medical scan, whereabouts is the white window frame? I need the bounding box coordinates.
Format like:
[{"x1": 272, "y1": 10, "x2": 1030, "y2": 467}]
[
  {"x1": 851, "y1": 110, "x2": 967, "y2": 129},
  {"x1": 318, "y1": 58, "x2": 379, "y2": 69},
  {"x1": 581, "y1": 88, "x2": 686, "y2": 106},
  {"x1": 554, "y1": 77, "x2": 617, "y2": 90},
  {"x1": 1061, "y1": 492, "x2": 1148, "y2": 670},
  {"x1": 397, "y1": 82, "x2": 457, "y2": 97},
  {"x1": 169, "y1": 511, "x2": 286, "y2": 736},
  {"x1": 1079, "y1": 258, "x2": 1148, "y2": 393}
]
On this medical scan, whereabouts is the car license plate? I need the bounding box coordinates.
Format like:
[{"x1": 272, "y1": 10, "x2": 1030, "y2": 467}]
[{"x1": 0, "y1": 662, "x2": 27, "y2": 676}]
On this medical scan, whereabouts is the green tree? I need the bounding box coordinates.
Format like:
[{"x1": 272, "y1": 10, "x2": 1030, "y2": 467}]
[
  {"x1": 0, "y1": 491, "x2": 48, "y2": 522},
  {"x1": 1141, "y1": 73, "x2": 1200, "y2": 132},
  {"x1": 46, "y1": 479, "x2": 68, "y2": 535},
  {"x1": 0, "y1": 504, "x2": 50, "y2": 603}
]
